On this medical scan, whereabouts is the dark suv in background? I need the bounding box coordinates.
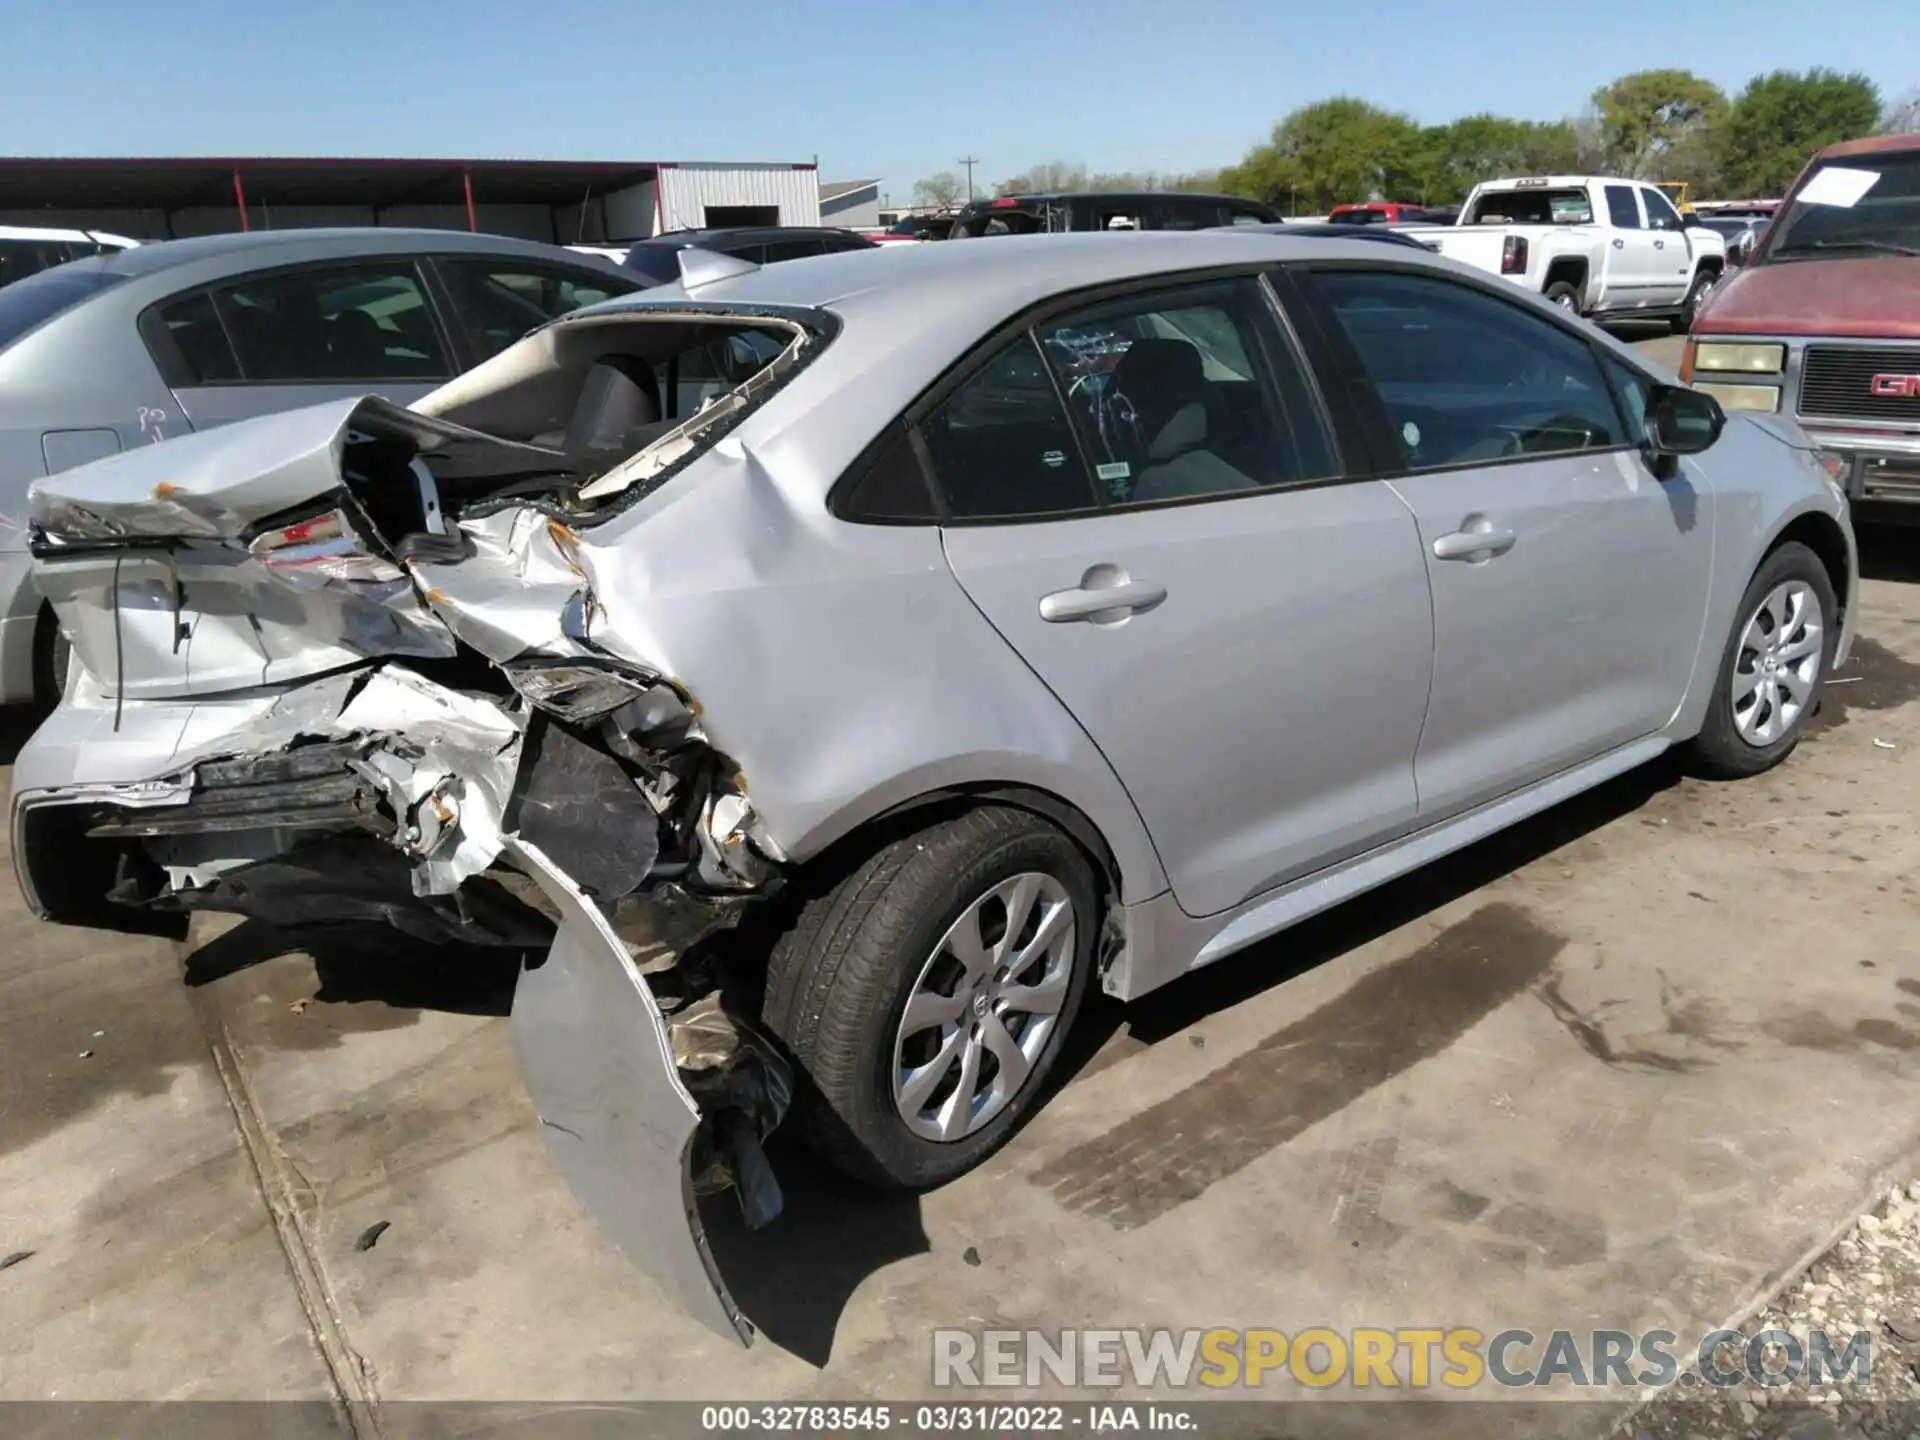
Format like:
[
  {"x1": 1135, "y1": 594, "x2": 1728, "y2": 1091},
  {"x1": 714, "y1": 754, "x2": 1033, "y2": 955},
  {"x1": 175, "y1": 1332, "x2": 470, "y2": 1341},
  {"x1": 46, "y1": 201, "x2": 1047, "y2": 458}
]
[
  {"x1": 947, "y1": 192, "x2": 1280, "y2": 237},
  {"x1": 622, "y1": 226, "x2": 878, "y2": 284}
]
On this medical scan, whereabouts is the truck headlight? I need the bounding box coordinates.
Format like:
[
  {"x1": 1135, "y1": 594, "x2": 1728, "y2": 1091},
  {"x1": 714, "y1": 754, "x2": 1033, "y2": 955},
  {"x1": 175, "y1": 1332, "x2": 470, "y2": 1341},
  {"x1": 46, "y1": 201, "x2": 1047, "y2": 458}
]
[
  {"x1": 1692, "y1": 342, "x2": 1786, "y2": 374},
  {"x1": 1692, "y1": 381, "x2": 1780, "y2": 413}
]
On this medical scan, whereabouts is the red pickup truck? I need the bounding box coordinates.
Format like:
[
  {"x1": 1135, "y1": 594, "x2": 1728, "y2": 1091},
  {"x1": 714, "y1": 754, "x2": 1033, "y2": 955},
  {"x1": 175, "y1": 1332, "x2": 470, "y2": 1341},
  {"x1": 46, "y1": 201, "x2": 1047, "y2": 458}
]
[{"x1": 1683, "y1": 132, "x2": 1920, "y2": 503}]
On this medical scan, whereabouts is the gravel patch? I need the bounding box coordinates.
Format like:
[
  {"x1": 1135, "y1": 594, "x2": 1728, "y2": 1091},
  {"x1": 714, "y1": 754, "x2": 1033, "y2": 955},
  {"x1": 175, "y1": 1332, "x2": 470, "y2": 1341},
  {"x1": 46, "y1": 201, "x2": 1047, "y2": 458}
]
[{"x1": 1620, "y1": 1179, "x2": 1920, "y2": 1439}]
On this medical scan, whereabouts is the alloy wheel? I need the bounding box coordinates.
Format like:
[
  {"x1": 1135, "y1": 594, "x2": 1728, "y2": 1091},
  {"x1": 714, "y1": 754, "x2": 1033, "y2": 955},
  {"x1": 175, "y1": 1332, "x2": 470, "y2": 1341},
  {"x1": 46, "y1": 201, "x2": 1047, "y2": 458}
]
[
  {"x1": 891, "y1": 872, "x2": 1075, "y2": 1142},
  {"x1": 1731, "y1": 580, "x2": 1823, "y2": 747}
]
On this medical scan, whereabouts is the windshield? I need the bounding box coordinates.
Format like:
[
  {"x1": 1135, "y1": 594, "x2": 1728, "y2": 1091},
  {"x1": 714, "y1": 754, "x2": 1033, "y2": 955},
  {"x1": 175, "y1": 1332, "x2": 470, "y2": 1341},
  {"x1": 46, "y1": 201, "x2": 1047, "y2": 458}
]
[
  {"x1": 1764, "y1": 152, "x2": 1920, "y2": 260},
  {"x1": 0, "y1": 266, "x2": 126, "y2": 352},
  {"x1": 1331, "y1": 208, "x2": 1389, "y2": 224},
  {"x1": 1463, "y1": 187, "x2": 1594, "y2": 225}
]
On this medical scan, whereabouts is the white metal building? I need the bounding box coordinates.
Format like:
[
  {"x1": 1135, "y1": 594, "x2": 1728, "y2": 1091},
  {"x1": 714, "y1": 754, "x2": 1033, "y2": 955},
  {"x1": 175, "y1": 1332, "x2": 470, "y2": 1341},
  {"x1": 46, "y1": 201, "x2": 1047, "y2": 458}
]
[
  {"x1": 0, "y1": 157, "x2": 823, "y2": 245},
  {"x1": 820, "y1": 179, "x2": 881, "y2": 231}
]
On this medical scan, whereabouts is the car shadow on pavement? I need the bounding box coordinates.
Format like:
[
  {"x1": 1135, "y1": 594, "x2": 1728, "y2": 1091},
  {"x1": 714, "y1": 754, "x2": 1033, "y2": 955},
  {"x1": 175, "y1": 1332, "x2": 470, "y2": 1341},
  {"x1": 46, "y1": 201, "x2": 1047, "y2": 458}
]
[
  {"x1": 183, "y1": 918, "x2": 526, "y2": 1017},
  {"x1": 1050, "y1": 754, "x2": 1685, "y2": 1087},
  {"x1": 169, "y1": 754, "x2": 1682, "y2": 1370},
  {"x1": 701, "y1": 1136, "x2": 932, "y2": 1367},
  {"x1": 1857, "y1": 514, "x2": 1920, "y2": 585}
]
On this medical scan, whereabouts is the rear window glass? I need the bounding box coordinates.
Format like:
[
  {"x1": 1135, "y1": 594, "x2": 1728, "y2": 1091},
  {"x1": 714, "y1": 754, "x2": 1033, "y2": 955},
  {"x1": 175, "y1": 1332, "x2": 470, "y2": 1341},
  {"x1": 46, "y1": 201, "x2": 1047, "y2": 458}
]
[
  {"x1": 1464, "y1": 188, "x2": 1595, "y2": 225},
  {"x1": 0, "y1": 268, "x2": 125, "y2": 352}
]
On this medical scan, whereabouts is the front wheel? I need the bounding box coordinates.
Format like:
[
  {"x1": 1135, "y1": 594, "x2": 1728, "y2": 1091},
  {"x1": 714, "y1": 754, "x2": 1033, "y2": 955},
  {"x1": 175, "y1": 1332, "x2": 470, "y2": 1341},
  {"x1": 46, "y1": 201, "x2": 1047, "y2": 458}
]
[
  {"x1": 761, "y1": 806, "x2": 1098, "y2": 1189},
  {"x1": 1683, "y1": 541, "x2": 1836, "y2": 779}
]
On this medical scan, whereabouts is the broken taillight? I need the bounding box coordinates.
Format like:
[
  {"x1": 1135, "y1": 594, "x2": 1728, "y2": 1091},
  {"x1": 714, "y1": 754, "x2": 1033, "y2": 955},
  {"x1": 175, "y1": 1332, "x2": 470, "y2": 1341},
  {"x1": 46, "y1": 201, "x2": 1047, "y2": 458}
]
[
  {"x1": 1501, "y1": 235, "x2": 1529, "y2": 274},
  {"x1": 248, "y1": 508, "x2": 405, "y2": 583}
]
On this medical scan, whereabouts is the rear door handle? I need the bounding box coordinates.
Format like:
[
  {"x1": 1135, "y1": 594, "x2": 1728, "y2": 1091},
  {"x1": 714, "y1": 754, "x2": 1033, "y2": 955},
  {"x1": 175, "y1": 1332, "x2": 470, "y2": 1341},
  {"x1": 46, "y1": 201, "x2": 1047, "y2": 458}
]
[
  {"x1": 1612, "y1": 238, "x2": 1625, "y2": 249},
  {"x1": 1432, "y1": 527, "x2": 1517, "y2": 562},
  {"x1": 1040, "y1": 568, "x2": 1167, "y2": 624},
  {"x1": 1654, "y1": 239, "x2": 1666, "y2": 249}
]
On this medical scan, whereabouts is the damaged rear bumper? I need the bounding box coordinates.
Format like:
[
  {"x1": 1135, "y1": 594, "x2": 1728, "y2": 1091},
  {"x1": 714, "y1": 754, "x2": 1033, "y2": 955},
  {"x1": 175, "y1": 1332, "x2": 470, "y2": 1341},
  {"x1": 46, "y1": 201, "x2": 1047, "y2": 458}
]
[{"x1": 10, "y1": 660, "x2": 787, "y2": 1344}]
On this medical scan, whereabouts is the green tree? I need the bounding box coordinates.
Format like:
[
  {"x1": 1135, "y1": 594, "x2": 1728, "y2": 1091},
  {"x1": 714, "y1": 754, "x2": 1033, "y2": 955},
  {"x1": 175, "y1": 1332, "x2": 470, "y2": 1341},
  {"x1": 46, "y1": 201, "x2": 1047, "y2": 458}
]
[
  {"x1": 1715, "y1": 70, "x2": 1882, "y2": 195},
  {"x1": 1220, "y1": 98, "x2": 1422, "y2": 212},
  {"x1": 1591, "y1": 69, "x2": 1727, "y2": 177},
  {"x1": 912, "y1": 172, "x2": 963, "y2": 209}
]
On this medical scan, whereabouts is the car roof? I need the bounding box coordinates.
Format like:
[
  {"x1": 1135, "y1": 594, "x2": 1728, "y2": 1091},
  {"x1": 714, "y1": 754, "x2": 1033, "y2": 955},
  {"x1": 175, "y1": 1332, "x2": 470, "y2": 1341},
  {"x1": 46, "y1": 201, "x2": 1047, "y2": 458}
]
[
  {"x1": 593, "y1": 229, "x2": 1469, "y2": 324},
  {"x1": 70, "y1": 227, "x2": 623, "y2": 281},
  {"x1": 636, "y1": 226, "x2": 871, "y2": 247},
  {"x1": 1816, "y1": 132, "x2": 1920, "y2": 162},
  {"x1": 961, "y1": 191, "x2": 1259, "y2": 208}
]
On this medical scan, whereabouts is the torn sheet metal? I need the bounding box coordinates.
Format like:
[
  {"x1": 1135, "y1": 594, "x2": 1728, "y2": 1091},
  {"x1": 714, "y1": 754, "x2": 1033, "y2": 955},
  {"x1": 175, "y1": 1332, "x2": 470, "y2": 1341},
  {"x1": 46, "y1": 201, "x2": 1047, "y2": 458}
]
[
  {"x1": 506, "y1": 833, "x2": 755, "y2": 1346},
  {"x1": 30, "y1": 394, "x2": 564, "y2": 542},
  {"x1": 409, "y1": 507, "x2": 596, "y2": 664},
  {"x1": 672, "y1": 991, "x2": 792, "y2": 1231}
]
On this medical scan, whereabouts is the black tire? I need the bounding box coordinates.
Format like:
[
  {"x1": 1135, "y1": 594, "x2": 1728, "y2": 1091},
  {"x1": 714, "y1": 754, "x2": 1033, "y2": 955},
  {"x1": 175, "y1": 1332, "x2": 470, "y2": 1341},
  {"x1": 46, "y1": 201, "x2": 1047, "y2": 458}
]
[
  {"x1": 1543, "y1": 280, "x2": 1583, "y2": 314},
  {"x1": 1683, "y1": 541, "x2": 1837, "y2": 779},
  {"x1": 1674, "y1": 269, "x2": 1720, "y2": 334},
  {"x1": 761, "y1": 805, "x2": 1098, "y2": 1189},
  {"x1": 30, "y1": 606, "x2": 70, "y2": 709}
]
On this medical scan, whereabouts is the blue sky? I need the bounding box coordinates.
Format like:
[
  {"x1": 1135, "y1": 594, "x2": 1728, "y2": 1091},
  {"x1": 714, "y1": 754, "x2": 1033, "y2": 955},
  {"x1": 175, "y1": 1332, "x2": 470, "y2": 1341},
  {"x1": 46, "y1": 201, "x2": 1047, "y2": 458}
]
[{"x1": 4, "y1": 0, "x2": 1914, "y2": 201}]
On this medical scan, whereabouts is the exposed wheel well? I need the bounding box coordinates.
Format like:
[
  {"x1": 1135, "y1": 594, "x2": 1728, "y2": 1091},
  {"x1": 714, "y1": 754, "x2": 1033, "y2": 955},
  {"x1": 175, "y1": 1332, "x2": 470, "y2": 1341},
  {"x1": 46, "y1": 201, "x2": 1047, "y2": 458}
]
[
  {"x1": 1544, "y1": 258, "x2": 1588, "y2": 289},
  {"x1": 1768, "y1": 511, "x2": 1851, "y2": 625},
  {"x1": 794, "y1": 784, "x2": 1127, "y2": 916},
  {"x1": 1694, "y1": 258, "x2": 1725, "y2": 280}
]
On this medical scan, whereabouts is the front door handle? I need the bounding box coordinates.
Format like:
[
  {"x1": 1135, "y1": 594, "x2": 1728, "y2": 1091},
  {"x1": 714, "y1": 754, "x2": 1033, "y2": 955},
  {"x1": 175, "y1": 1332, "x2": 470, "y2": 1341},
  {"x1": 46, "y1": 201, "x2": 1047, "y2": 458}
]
[
  {"x1": 1654, "y1": 238, "x2": 1666, "y2": 249},
  {"x1": 1039, "y1": 565, "x2": 1167, "y2": 624},
  {"x1": 1432, "y1": 525, "x2": 1517, "y2": 562}
]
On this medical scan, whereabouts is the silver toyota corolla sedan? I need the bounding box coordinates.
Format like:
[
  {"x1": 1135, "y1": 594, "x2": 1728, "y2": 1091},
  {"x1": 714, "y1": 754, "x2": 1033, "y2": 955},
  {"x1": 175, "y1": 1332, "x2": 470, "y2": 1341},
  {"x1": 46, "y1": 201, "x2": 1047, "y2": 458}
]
[{"x1": 10, "y1": 231, "x2": 1856, "y2": 1342}]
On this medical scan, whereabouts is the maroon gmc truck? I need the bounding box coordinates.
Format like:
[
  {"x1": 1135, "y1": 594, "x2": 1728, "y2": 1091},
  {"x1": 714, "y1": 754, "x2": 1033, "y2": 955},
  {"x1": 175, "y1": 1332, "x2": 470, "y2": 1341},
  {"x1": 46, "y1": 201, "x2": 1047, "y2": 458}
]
[{"x1": 1683, "y1": 132, "x2": 1920, "y2": 503}]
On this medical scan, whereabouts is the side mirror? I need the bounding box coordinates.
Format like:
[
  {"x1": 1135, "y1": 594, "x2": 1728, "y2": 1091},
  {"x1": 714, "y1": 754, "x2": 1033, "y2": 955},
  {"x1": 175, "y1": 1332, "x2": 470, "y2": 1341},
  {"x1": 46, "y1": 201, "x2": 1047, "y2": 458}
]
[
  {"x1": 1730, "y1": 232, "x2": 1756, "y2": 266},
  {"x1": 1647, "y1": 385, "x2": 1725, "y2": 456}
]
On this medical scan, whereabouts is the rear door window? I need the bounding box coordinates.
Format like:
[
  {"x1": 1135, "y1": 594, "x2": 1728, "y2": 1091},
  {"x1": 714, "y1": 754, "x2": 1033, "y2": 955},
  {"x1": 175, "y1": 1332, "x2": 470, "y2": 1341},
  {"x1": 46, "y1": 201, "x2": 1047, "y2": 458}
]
[
  {"x1": 1035, "y1": 277, "x2": 1335, "y2": 507},
  {"x1": 147, "y1": 291, "x2": 242, "y2": 384},
  {"x1": 1641, "y1": 187, "x2": 1685, "y2": 232},
  {"x1": 921, "y1": 337, "x2": 1098, "y2": 519},
  {"x1": 211, "y1": 262, "x2": 451, "y2": 382},
  {"x1": 1605, "y1": 185, "x2": 1643, "y2": 229},
  {"x1": 436, "y1": 260, "x2": 637, "y2": 362}
]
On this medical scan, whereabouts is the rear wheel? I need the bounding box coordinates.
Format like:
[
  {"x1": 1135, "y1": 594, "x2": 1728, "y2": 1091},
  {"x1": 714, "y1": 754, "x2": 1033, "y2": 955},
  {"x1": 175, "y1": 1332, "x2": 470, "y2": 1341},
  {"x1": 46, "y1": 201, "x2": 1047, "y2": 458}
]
[
  {"x1": 761, "y1": 806, "x2": 1098, "y2": 1189},
  {"x1": 1543, "y1": 280, "x2": 1582, "y2": 315},
  {"x1": 1683, "y1": 542, "x2": 1835, "y2": 778}
]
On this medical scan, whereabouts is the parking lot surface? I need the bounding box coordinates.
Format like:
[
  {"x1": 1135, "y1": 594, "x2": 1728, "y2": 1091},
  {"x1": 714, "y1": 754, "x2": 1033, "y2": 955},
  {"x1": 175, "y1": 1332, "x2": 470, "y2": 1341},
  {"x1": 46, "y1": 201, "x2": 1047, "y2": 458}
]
[{"x1": 2, "y1": 333, "x2": 1917, "y2": 1433}]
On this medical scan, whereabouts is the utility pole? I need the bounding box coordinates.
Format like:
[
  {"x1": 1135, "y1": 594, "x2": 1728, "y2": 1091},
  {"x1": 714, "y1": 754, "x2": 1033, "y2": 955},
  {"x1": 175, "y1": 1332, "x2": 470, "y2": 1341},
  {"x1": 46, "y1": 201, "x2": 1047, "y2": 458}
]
[{"x1": 958, "y1": 155, "x2": 980, "y2": 201}]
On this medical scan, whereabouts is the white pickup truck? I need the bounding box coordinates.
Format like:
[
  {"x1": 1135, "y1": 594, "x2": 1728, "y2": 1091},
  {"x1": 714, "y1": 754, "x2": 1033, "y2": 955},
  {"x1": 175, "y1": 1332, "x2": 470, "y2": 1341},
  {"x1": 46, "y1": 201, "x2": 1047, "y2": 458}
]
[{"x1": 1409, "y1": 176, "x2": 1728, "y2": 332}]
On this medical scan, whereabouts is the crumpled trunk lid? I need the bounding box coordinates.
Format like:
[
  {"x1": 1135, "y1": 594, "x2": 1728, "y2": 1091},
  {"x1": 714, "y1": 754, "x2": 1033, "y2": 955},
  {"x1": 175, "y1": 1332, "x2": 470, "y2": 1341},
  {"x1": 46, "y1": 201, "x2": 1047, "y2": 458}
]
[{"x1": 28, "y1": 395, "x2": 571, "y2": 700}]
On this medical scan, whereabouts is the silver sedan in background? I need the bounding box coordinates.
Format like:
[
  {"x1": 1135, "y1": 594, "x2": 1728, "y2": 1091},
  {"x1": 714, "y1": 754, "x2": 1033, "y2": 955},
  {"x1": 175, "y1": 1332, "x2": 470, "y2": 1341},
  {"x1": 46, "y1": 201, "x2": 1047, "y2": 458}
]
[
  {"x1": 11, "y1": 231, "x2": 1854, "y2": 1342},
  {"x1": 0, "y1": 228, "x2": 640, "y2": 704}
]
